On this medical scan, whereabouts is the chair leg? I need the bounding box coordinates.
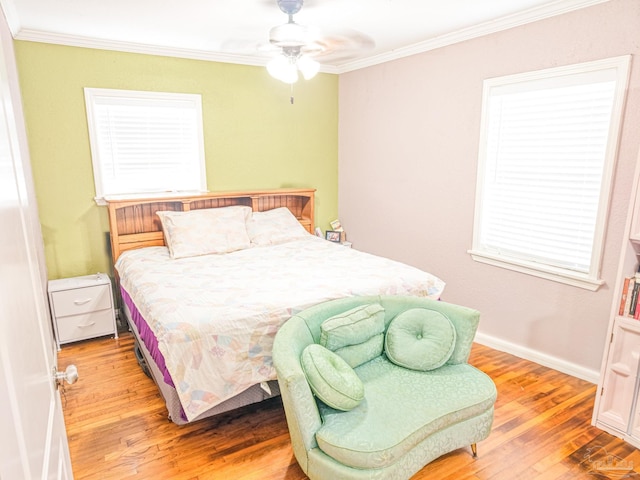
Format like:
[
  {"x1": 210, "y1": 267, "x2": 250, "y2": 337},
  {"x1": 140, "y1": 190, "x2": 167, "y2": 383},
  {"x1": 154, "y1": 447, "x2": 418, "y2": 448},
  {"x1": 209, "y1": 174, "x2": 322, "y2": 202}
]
[{"x1": 471, "y1": 443, "x2": 477, "y2": 457}]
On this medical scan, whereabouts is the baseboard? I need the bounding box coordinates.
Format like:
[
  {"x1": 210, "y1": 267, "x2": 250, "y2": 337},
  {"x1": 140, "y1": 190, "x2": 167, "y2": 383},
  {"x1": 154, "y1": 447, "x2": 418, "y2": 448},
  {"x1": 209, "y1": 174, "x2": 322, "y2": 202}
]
[{"x1": 474, "y1": 332, "x2": 600, "y2": 384}]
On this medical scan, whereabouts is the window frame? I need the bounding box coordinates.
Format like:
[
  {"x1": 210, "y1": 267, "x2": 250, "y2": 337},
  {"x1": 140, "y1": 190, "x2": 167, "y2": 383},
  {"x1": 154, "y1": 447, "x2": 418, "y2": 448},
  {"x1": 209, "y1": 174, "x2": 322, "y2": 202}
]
[
  {"x1": 84, "y1": 88, "x2": 207, "y2": 205},
  {"x1": 469, "y1": 56, "x2": 631, "y2": 291}
]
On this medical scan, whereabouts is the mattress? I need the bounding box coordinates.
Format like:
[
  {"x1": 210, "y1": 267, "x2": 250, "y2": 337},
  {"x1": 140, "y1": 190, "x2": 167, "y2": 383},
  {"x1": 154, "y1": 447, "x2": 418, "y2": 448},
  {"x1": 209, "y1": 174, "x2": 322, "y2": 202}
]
[{"x1": 116, "y1": 236, "x2": 445, "y2": 421}]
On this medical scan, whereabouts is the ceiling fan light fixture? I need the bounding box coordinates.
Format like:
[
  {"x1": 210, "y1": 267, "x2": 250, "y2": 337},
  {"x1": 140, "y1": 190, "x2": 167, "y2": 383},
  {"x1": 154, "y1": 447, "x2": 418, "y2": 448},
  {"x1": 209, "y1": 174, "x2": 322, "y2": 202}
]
[
  {"x1": 297, "y1": 54, "x2": 319, "y2": 80},
  {"x1": 267, "y1": 52, "x2": 319, "y2": 84},
  {"x1": 266, "y1": 0, "x2": 321, "y2": 86},
  {"x1": 267, "y1": 54, "x2": 299, "y2": 84}
]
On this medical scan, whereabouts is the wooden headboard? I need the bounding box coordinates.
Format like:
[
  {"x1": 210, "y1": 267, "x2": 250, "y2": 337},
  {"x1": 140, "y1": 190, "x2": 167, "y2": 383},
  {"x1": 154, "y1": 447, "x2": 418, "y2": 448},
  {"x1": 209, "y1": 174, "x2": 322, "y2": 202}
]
[{"x1": 106, "y1": 188, "x2": 315, "y2": 263}]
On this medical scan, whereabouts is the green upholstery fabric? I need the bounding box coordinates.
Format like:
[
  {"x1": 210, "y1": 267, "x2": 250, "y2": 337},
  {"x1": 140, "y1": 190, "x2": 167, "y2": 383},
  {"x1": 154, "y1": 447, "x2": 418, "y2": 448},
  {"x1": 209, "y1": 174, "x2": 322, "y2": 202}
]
[
  {"x1": 385, "y1": 308, "x2": 456, "y2": 371},
  {"x1": 272, "y1": 315, "x2": 322, "y2": 473},
  {"x1": 316, "y1": 358, "x2": 496, "y2": 469},
  {"x1": 320, "y1": 303, "x2": 385, "y2": 349},
  {"x1": 320, "y1": 303, "x2": 385, "y2": 367},
  {"x1": 307, "y1": 409, "x2": 495, "y2": 480},
  {"x1": 301, "y1": 344, "x2": 365, "y2": 411},
  {"x1": 334, "y1": 334, "x2": 384, "y2": 368},
  {"x1": 273, "y1": 295, "x2": 495, "y2": 480}
]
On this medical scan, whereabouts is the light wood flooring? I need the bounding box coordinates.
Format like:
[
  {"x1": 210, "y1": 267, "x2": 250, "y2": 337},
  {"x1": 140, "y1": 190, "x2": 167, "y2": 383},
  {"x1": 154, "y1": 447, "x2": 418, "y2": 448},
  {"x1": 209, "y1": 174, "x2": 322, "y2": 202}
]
[{"x1": 58, "y1": 333, "x2": 639, "y2": 479}]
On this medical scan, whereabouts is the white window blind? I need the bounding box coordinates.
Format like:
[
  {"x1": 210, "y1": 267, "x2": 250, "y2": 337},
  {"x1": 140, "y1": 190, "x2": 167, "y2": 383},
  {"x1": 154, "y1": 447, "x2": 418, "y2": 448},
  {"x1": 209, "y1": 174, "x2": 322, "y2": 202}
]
[
  {"x1": 470, "y1": 56, "x2": 630, "y2": 290},
  {"x1": 84, "y1": 88, "x2": 206, "y2": 202}
]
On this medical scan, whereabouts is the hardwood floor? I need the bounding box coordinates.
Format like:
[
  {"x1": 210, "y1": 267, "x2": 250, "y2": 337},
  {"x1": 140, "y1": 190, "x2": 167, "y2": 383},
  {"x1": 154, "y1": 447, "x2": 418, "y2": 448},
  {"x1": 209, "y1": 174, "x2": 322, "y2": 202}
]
[{"x1": 58, "y1": 333, "x2": 639, "y2": 479}]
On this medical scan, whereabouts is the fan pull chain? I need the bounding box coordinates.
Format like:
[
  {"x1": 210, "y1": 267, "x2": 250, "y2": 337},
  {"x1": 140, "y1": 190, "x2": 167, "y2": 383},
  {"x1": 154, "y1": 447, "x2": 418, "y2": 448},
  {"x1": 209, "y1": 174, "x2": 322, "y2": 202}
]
[{"x1": 290, "y1": 83, "x2": 295, "y2": 104}]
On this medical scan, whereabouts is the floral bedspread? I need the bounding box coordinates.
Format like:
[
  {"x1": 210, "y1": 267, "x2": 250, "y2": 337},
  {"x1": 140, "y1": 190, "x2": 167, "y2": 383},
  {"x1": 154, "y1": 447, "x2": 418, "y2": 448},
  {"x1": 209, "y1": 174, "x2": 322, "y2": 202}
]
[{"x1": 116, "y1": 236, "x2": 445, "y2": 421}]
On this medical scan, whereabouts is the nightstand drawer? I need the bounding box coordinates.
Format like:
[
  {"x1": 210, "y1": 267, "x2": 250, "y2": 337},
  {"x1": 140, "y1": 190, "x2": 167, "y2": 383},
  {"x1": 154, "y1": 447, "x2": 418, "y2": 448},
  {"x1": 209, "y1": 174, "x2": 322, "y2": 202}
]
[
  {"x1": 56, "y1": 309, "x2": 115, "y2": 343},
  {"x1": 50, "y1": 284, "x2": 111, "y2": 317}
]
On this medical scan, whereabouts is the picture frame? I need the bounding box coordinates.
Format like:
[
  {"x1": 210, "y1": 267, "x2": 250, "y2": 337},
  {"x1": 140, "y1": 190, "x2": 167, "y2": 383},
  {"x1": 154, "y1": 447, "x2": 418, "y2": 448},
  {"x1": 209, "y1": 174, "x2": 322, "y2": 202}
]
[
  {"x1": 330, "y1": 219, "x2": 343, "y2": 232},
  {"x1": 325, "y1": 230, "x2": 341, "y2": 243}
]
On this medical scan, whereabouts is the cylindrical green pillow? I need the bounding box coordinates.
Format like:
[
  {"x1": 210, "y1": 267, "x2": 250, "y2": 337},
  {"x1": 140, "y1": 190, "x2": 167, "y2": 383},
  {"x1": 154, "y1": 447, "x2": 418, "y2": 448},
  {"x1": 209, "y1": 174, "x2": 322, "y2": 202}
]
[
  {"x1": 301, "y1": 344, "x2": 365, "y2": 411},
  {"x1": 385, "y1": 308, "x2": 456, "y2": 371}
]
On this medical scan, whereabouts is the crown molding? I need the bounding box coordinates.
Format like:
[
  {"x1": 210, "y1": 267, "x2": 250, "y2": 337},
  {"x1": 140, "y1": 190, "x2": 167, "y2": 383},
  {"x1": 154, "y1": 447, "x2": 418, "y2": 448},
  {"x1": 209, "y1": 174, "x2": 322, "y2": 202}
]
[
  {"x1": 10, "y1": 0, "x2": 609, "y2": 75},
  {"x1": 15, "y1": 29, "x2": 269, "y2": 66},
  {"x1": 0, "y1": 0, "x2": 22, "y2": 36},
  {"x1": 13, "y1": 28, "x2": 342, "y2": 74},
  {"x1": 337, "y1": 0, "x2": 611, "y2": 73}
]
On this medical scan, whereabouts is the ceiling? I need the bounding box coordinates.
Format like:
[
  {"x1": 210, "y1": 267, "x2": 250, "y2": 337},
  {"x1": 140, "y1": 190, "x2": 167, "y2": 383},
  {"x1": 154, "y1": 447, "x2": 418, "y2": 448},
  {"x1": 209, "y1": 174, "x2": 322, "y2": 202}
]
[{"x1": 1, "y1": 0, "x2": 607, "y2": 73}]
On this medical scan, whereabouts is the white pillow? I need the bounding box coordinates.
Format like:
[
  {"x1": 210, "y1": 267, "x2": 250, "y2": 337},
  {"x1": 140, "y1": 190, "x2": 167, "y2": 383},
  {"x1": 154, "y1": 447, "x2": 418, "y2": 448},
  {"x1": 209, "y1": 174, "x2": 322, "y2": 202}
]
[
  {"x1": 247, "y1": 207, "x2": 309, "y2": 246},
  {"x1": 156, "y1": 206, "x2": 251, "y2": 259}
]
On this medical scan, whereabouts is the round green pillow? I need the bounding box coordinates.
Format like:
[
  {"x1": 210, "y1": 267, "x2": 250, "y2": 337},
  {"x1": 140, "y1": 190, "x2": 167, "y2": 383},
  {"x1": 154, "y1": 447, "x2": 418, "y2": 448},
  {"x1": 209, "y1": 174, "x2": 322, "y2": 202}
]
[
  {"x1": 301, "y1": 344, "x2": 364, "y2": 411},
  {"x1": 385, "y1": 308, "x2": 456, "y2": 371}
]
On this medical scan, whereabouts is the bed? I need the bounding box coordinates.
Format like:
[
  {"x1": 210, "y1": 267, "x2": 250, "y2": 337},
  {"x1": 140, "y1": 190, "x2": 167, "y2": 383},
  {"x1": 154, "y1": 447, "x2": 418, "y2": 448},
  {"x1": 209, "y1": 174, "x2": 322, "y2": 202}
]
[{"x1": 106, "y1": 189, "x2": 445, "y2": 424}]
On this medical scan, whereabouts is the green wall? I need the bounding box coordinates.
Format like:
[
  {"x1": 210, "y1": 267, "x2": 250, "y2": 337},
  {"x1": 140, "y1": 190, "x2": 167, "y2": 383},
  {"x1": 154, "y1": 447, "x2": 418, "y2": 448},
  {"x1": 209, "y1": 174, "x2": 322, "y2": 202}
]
[{"x1": 14, "y1": 41, "x2": 339, "y2": 280}]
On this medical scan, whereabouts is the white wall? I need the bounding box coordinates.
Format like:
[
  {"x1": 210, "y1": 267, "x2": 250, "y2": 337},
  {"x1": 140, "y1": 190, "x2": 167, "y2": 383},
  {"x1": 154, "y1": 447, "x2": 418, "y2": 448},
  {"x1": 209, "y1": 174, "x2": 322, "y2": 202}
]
[{"x1": 338, "y1": 0, "x2": 640, "y2": 381}]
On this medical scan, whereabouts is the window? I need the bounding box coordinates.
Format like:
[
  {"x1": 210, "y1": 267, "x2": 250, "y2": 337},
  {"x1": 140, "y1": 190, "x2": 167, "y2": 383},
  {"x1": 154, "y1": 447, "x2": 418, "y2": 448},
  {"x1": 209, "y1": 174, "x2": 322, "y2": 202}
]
[
  {"x1": 470, "y1": 56, "x2": 630, "y2": 290},
  {"x1": 84, "y1": 88, "x2": 206, "y2": 204}
]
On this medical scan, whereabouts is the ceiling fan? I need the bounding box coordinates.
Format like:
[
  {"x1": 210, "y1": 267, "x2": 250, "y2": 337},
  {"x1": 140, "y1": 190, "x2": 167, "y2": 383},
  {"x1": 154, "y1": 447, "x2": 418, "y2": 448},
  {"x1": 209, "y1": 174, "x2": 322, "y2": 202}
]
[{"x1": 265, "y1": 0, "x2": 373, "y2": 84}]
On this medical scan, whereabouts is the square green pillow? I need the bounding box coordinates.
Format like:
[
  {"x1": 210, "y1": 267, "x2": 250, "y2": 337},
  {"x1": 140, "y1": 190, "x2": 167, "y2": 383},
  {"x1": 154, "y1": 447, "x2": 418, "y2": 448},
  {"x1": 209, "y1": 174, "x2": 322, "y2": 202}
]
[{"x1": 320, "y1": 303, "x2": 385, "y2": 367}]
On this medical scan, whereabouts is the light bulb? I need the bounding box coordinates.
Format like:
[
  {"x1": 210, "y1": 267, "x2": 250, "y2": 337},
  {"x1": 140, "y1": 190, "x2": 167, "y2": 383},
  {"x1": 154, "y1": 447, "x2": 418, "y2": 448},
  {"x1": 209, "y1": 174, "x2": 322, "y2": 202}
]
[
  {"x1": 267, "y1": 54, "x2": 299, "y2": 84},
  {"x1": 297, "y1": 55, "x2": 320, "y2": 80}
]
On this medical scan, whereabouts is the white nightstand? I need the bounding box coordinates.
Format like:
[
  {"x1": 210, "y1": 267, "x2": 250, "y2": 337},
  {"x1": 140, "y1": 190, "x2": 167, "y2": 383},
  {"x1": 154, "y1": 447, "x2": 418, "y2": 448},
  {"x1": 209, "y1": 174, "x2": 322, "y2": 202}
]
[{"x1": 48, "y1": 273, "x2": 118, "y2": 349}]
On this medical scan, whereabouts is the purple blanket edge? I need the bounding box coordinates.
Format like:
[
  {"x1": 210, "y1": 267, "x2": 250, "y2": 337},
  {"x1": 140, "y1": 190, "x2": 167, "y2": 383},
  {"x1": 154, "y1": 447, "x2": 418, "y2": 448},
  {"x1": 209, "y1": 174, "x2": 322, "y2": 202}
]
[{"x1": 121, "y1": 286, "x2": 175, "y2": 388}]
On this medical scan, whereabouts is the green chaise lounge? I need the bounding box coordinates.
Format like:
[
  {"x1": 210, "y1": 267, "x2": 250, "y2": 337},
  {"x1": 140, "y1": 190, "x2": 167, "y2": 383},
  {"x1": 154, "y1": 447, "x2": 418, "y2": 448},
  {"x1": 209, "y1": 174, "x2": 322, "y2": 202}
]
[{"x1": 272, "y1": 295, "x2": 497, "y2": 480}]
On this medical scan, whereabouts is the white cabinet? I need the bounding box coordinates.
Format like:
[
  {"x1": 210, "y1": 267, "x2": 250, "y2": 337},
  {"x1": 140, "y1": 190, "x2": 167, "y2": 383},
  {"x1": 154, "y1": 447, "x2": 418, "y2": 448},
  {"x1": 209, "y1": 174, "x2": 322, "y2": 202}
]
[
  {"x1": 48, "y1": 273, "x2": 118, "y2": 349},
  {"x1": 596, "y1": 318, "x2": 640, "y2": 437},
  {"x1": 595, "y1": 318, "x2": 640, "y2": 449},
  {"x1": 593, "y1": 151, "x2": 640, "y2": 448}
]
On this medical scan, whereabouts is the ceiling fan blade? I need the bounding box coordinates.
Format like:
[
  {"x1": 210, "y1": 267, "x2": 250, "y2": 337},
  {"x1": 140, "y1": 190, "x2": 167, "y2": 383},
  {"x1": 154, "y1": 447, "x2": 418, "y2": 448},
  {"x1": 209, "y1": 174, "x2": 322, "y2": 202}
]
[
  {"x1": 302, "y1": 29, "x2": 375, "y2": 60},
  {"x1": 220, "y1": 38, "x2": 281, "y2": 56}
]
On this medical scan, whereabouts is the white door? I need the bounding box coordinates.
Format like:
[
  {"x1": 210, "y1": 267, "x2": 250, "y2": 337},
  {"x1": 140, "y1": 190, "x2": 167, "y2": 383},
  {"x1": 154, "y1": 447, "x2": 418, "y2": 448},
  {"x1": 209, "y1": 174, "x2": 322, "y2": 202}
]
[{"x1": 0, "y1": 7, "x2": 74, "y2": 480}]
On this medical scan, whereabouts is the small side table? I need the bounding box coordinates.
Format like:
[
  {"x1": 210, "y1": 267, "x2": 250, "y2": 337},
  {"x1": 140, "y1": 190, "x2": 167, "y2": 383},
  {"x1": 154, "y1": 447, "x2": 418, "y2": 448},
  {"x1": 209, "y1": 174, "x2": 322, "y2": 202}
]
[{"x1": 48, "y1": 273, "x2": 118, "y2": 349}]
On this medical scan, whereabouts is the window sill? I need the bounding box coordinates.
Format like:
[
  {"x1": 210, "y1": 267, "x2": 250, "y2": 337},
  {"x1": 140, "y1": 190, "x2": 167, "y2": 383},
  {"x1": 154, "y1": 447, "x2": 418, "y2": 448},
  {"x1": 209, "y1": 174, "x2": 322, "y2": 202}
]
[
  {"x1": 95, "y1": 190, "x2": 209, "y2": 206},
  {"x1": 468, "y1": 250, "x2": 604, "y2": 291}
]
